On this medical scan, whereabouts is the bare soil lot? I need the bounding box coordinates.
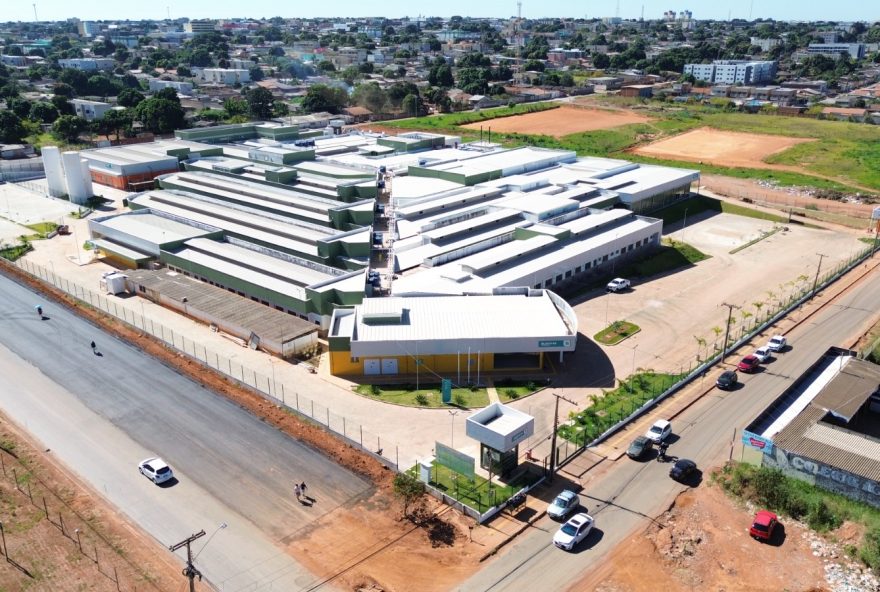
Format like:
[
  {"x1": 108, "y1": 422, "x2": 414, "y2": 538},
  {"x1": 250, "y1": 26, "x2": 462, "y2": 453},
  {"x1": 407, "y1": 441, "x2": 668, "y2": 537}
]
[
  {"x1": 579, "y1": 479, "x2": 873, "y2": 592},
  {"x1": 632, "y1": 127, "x2": 814, "y2": 169},
  {"x1": 0, "y1": 411, "x2": 199, "y2": 592},
  {"x1": 461, "y1": 106, "x2": 652, "y2": 137}
]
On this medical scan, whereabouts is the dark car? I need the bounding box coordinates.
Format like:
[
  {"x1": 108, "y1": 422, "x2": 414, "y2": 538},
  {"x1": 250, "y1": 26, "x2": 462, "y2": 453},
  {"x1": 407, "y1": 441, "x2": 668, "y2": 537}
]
[
  {"x1": 716, "y1": 370, "x2": 738, "y2": 390},
  {"x1": 626, "y1": 436, "x2": 654, "y2": 460},
  {"x1": 749, "y1": 510, "x2": 779, "y2": 541},
  {"x1": 669, "y1": 458, "x2": 697, "y2": 482},
  {"x1": 737, "y1": 355, "x2": 760, "y2": 373}
]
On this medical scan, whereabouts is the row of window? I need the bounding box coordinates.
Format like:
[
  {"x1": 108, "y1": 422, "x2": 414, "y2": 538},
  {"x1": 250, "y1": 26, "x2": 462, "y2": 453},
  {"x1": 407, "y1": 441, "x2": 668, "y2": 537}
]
[{"x1": 531, "y1": 236, "x2": 655, "y2": 289}]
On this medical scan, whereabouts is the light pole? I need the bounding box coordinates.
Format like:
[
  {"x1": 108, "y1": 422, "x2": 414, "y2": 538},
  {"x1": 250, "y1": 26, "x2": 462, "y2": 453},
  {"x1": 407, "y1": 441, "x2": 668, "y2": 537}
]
[
  {"x1": 448, "y1": 409, "x2": 459, "y2": 448},
  {"x1": 0, "y1": 521, "x2": 6, "y2": 558},
  {"x1": 811, "y1": 253, "x2": 826, "y2": 301},
  {"x1": 630, "y1": 344, "x2": 638, "y2": 393},
  {"x1": 720, "y1": 302, "x2": 739, "y2": 363},
  {"x1": 681, "y1": 207, "x2": 688, "y2": 241}
]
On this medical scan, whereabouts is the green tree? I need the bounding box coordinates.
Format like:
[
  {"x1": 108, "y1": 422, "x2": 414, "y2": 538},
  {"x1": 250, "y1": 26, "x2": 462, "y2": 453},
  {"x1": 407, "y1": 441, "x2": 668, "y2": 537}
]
[
  {"x1": 301, "y1": 84, "x2": 348, "y2": 114},
  {"x1": 29, "y1": 101, "x2": 59, "y2": 123},
  {"x1": 248, "y1": 66, "x2": 264, "y2": 82},
  {"x1": 51, "y1": 114, "x2": 88, "y2": 143},
  {"x1": 87, "y1": 74, "x2": 115, "y2": 98},
  {"x1": 351, "y1": 81, "x2": 388, "y2": 113},
  {"x1": 401, "y1": 93, "x2": 426, "y2": 117},
  {"x1": 223, "y1": 97, "x2": 248, "y2": 116},
  {"x1": 51, "y1": 95, "x2": 75, "y2": 116},
  {"x1": 593, "y1": 52, "x2": 611, "y2": 69},
  {"x1": 392, "y1": 473, "x2": 425, "y2": 519},
  {"x1": 246, "y1": 87, "x2": 275, "y2": 119},
  {"x1": 117, "y1": 87, "x2": 144, "y2": 108},
  {"x1": 7, "y1": 96, "x2": 31, "y2": 119},
  {"x1": 176, "y1": 65, "x2": 192, "y2": 77},
  {"x1": 0, "y1": 111, "x2": 27, "y2": 143},
  {"x1": 93, "y1": 108, "x2": 131, "y2": 141},
  {"x1": 133, "y1": 97, "x2": 185, "y2": 134},
  {"x1": 317, "y1": 60, "x2": 336, "y2": 73},
  {"x1": 273, "y1": 101, "x2": 289, "y2": 117},
  {"x1": 154, "y1": 87, "x2": 181, "y2": 103}
]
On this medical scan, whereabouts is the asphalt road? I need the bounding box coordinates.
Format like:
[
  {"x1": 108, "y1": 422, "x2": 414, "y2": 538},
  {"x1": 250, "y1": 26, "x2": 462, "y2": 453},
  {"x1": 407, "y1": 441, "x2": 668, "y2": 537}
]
[
  {"x1": 0, "y1": 271, "x2": 372, "y2": 591},
  {"x1": 460, "y1": 266, "x2": 880, "y2": 592}
]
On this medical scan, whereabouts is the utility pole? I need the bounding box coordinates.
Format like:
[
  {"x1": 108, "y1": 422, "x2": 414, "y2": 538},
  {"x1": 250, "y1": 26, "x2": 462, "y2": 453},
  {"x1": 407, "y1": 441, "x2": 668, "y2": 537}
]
[
  {"x1": 169, "y1": 530, "x2": 206, "y2": 592},
  {"x1": 548, "y1": 392, "x2": 578, "y2": 482},
  {"x1": 720, "y1": 303, "x2": 739, "y2": 363},
  {"x1": 32, "y1": 4, "x2": 38, "y2": 21},
  {"x1": 811, "y1": 253, "x2": 826, "y2": 301}
]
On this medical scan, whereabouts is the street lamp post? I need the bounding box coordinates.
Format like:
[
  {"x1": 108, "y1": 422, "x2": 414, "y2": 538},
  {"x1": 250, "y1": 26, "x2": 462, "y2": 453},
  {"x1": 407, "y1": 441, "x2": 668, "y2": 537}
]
[
  {"x1": 448, "y1": 409, "x2": 459, "y2": 448},
  {"x1": 630, "y1": 344, "x2": 638, "y2": 393}
]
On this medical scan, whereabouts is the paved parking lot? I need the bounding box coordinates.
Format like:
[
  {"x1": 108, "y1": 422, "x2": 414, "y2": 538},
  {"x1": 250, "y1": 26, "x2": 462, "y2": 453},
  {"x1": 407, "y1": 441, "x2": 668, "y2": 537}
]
[{"x1": 561, "y1": 210, "x2": 865, "y2": 399}]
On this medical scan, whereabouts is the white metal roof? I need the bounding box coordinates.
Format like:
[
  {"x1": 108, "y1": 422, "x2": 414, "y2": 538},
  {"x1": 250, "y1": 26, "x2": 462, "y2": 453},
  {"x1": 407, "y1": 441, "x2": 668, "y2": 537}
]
[
  {"x1": 97, "y1": 212, "x2": 211, "y2": 245},
  {"x1": 352, "y1": 292, "x2": 571, "y2": 343}
]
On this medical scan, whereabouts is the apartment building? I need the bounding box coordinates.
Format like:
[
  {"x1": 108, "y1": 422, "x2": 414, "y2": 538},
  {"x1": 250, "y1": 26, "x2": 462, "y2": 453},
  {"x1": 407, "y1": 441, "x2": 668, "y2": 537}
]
[{"x1": 683, "y1": 60, "x2": 777, "y2": 85}]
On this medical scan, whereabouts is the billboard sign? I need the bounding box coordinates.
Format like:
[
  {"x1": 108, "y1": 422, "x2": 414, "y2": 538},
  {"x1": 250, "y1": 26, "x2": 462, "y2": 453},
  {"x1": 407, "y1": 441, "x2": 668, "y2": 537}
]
[
  {"x1": 741, "y1": 430, "x2": 774, "y2": 454},
  {"x1": 435, "y1": 442, "x2": 475, "y2": 480}
]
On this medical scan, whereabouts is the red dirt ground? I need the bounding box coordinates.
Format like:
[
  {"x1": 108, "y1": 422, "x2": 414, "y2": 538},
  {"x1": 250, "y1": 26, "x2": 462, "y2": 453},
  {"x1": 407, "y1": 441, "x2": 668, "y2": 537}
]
[
  {"x1": 632, "y1": 127, "x2": 814, "y2": 169},
  {"x1": 461, "y1": 106, "x2": 653, "y2": 137}
]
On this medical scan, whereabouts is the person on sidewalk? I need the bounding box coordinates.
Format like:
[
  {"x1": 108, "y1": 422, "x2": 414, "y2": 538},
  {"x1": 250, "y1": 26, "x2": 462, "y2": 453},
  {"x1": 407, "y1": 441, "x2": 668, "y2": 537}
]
[
  {"x1": 300, "y1": 481, "x2": 307, "y2": 499},
  {"x1": 90, "y1": 341, "x2": 97, "y2": 353},
  {"x1": 294, "y1": 483, "x2": 302, "y2": 501}
]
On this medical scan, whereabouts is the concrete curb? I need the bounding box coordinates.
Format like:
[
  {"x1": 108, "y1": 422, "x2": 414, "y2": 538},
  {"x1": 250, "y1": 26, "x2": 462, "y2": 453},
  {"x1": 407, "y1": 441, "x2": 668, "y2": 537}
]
[{"x1": 479, "y1": 509, "x2": 548, "y2": 562}]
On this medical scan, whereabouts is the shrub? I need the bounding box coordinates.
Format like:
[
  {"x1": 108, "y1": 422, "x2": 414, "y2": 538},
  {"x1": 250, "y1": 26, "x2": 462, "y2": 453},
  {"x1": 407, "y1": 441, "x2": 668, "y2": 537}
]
[
  {"x1": 859, "y1": 528, "x2": 880, "y2": 570},
  {"x1": 754, "y1": 467, "x2": 789, "y2": 508},
  {"x1": 415, "y1": 393, "x2": 429, "y2": 406},
  {"x1": 454, "y1": 393, "x2": 466, "y2": 406},
  {"x1": 370, "y1": 384, "x2": 381, "y2": 396},
  {"x1": 806, "y1": 499, "x2": 841, "y2": 531}
]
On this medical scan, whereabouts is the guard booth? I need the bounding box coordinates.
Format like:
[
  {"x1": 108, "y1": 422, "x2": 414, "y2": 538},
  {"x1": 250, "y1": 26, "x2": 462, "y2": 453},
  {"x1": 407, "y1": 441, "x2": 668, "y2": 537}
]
[{"x1": 466, "y1": 403, "x2": 535, "y2": 478}]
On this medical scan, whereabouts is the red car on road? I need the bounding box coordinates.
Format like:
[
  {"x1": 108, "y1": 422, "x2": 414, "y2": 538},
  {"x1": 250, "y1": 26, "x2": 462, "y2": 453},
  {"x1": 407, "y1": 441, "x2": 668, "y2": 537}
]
[
  {"x1": 749, "y1": 510, "x2": 778, "y2": 541},
  {"x1": 737, "y1": 355, "x2": 761, "y2": 373}
]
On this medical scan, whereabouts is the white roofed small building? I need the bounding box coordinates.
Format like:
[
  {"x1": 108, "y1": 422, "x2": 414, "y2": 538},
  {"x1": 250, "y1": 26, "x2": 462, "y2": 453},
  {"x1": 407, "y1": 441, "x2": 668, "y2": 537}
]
[{"x1": 328, "y1": 289, "x2": 577, "y2": 377}]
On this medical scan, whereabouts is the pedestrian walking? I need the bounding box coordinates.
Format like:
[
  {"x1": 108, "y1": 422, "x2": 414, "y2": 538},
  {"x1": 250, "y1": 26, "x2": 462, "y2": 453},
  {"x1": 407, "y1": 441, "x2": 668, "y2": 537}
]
[
  {"x1": 294, "y1": 483, "x2": 302, "y2": 500},
  {"x1": 300, "y1": 481, "x2": 307, "y2": 498},
  {"x1": 90, "y1": 340, "x2": 96, "y2": 352}
]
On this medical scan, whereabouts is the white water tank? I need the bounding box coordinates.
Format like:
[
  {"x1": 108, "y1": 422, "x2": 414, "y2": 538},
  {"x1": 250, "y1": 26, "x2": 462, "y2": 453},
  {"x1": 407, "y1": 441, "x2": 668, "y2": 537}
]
[
  {"x1": 61, "y1": 151, "x2": 92, "y2": 204},
  {"x1": 43, "y1": 146, "x2": 67, "y2": 197},
  {"x1": 79, "y1": 158, "x2": 93, "y2": 197}
]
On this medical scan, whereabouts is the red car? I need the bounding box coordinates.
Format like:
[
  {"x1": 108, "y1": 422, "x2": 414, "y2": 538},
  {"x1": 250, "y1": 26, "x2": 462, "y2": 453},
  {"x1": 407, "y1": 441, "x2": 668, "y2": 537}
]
[
  {"x1": 749, "y1": 510, "x2": 778, "y2": 541},
  {"x1": 737, "y1": 355, "x2": 761, "y2": 373}
]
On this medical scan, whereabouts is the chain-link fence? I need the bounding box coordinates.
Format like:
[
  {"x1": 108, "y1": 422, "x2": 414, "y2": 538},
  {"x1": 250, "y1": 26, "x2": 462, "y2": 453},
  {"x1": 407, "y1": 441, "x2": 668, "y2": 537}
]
[{"x1": 6, "y1": 257, "x2": 402, "y2": 471}]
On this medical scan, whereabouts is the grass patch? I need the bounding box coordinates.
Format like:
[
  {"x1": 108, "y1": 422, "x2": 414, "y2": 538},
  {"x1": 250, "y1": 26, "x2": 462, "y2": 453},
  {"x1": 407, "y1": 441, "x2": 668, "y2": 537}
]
[
  {"x1": 494, "y1": 378, "x2": 543, "y2": 402},
  {"x1": 623, "y1": 237, "x2": 710, "y2": 278},
  {"x1": 355, "y1": 383, "x2": 489, "y2": 408},
  {"x1": 594, "y1": 320, "x2": 640, "y2": 345},
  {"x1": 408, "y1": 461, "x2": 539, "y2": 512},
  {"x1": 0, "y1": 242, "x2": 33, "y2": 261},
  {"x1": 560, "y1": 371, "x2": 686, "y2": 444},
  {"x1": 715, "y1": 462, "x2": 880, "y2": 569},
  {"x1": 25, "y1": 222, "x2": 58, "y2": 237},
  {"x1": 654, "y1": 194, "x2": 790, "y2": 224},
  {"x1": 380, "y1": 102, "x2": 558, "y2": 131}
]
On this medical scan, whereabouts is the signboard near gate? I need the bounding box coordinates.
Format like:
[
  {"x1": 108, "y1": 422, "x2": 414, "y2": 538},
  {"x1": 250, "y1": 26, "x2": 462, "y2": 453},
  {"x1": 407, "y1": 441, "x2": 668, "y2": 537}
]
[
  {"x1": 741, "y1": 429, "x2": 774, "y2": 454},
  {"x1": 436, "y1": 442, "x2": 475, "y2": 480}
]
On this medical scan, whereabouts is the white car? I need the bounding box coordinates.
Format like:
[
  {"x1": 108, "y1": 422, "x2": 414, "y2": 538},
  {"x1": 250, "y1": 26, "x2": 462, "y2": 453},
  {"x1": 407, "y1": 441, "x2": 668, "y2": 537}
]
[
  {"x1": 645, "y1": 419, "x2": 672, "y2": 444},
  {"x1": 767, "y1": 335, "x2": 787, "y2": 352},
  {"x1": 753, "y1": 346, "x2": 772, "y2": 363},
  {"x1": 553, "y1": 513, "x2": 594, "y2": 551},
  {"x1": 606, "y1": 278, "x2": 631, "y2": 293},
  {"x1": 138, "y1": 457, "x2": 174, "y2": 485}
]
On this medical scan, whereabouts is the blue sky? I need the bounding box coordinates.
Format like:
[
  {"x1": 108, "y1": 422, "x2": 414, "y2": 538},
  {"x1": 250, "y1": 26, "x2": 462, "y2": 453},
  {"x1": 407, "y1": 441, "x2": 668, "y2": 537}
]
[{"x1": 8, "y1": 0, "x2": 879, "y2": 24}]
